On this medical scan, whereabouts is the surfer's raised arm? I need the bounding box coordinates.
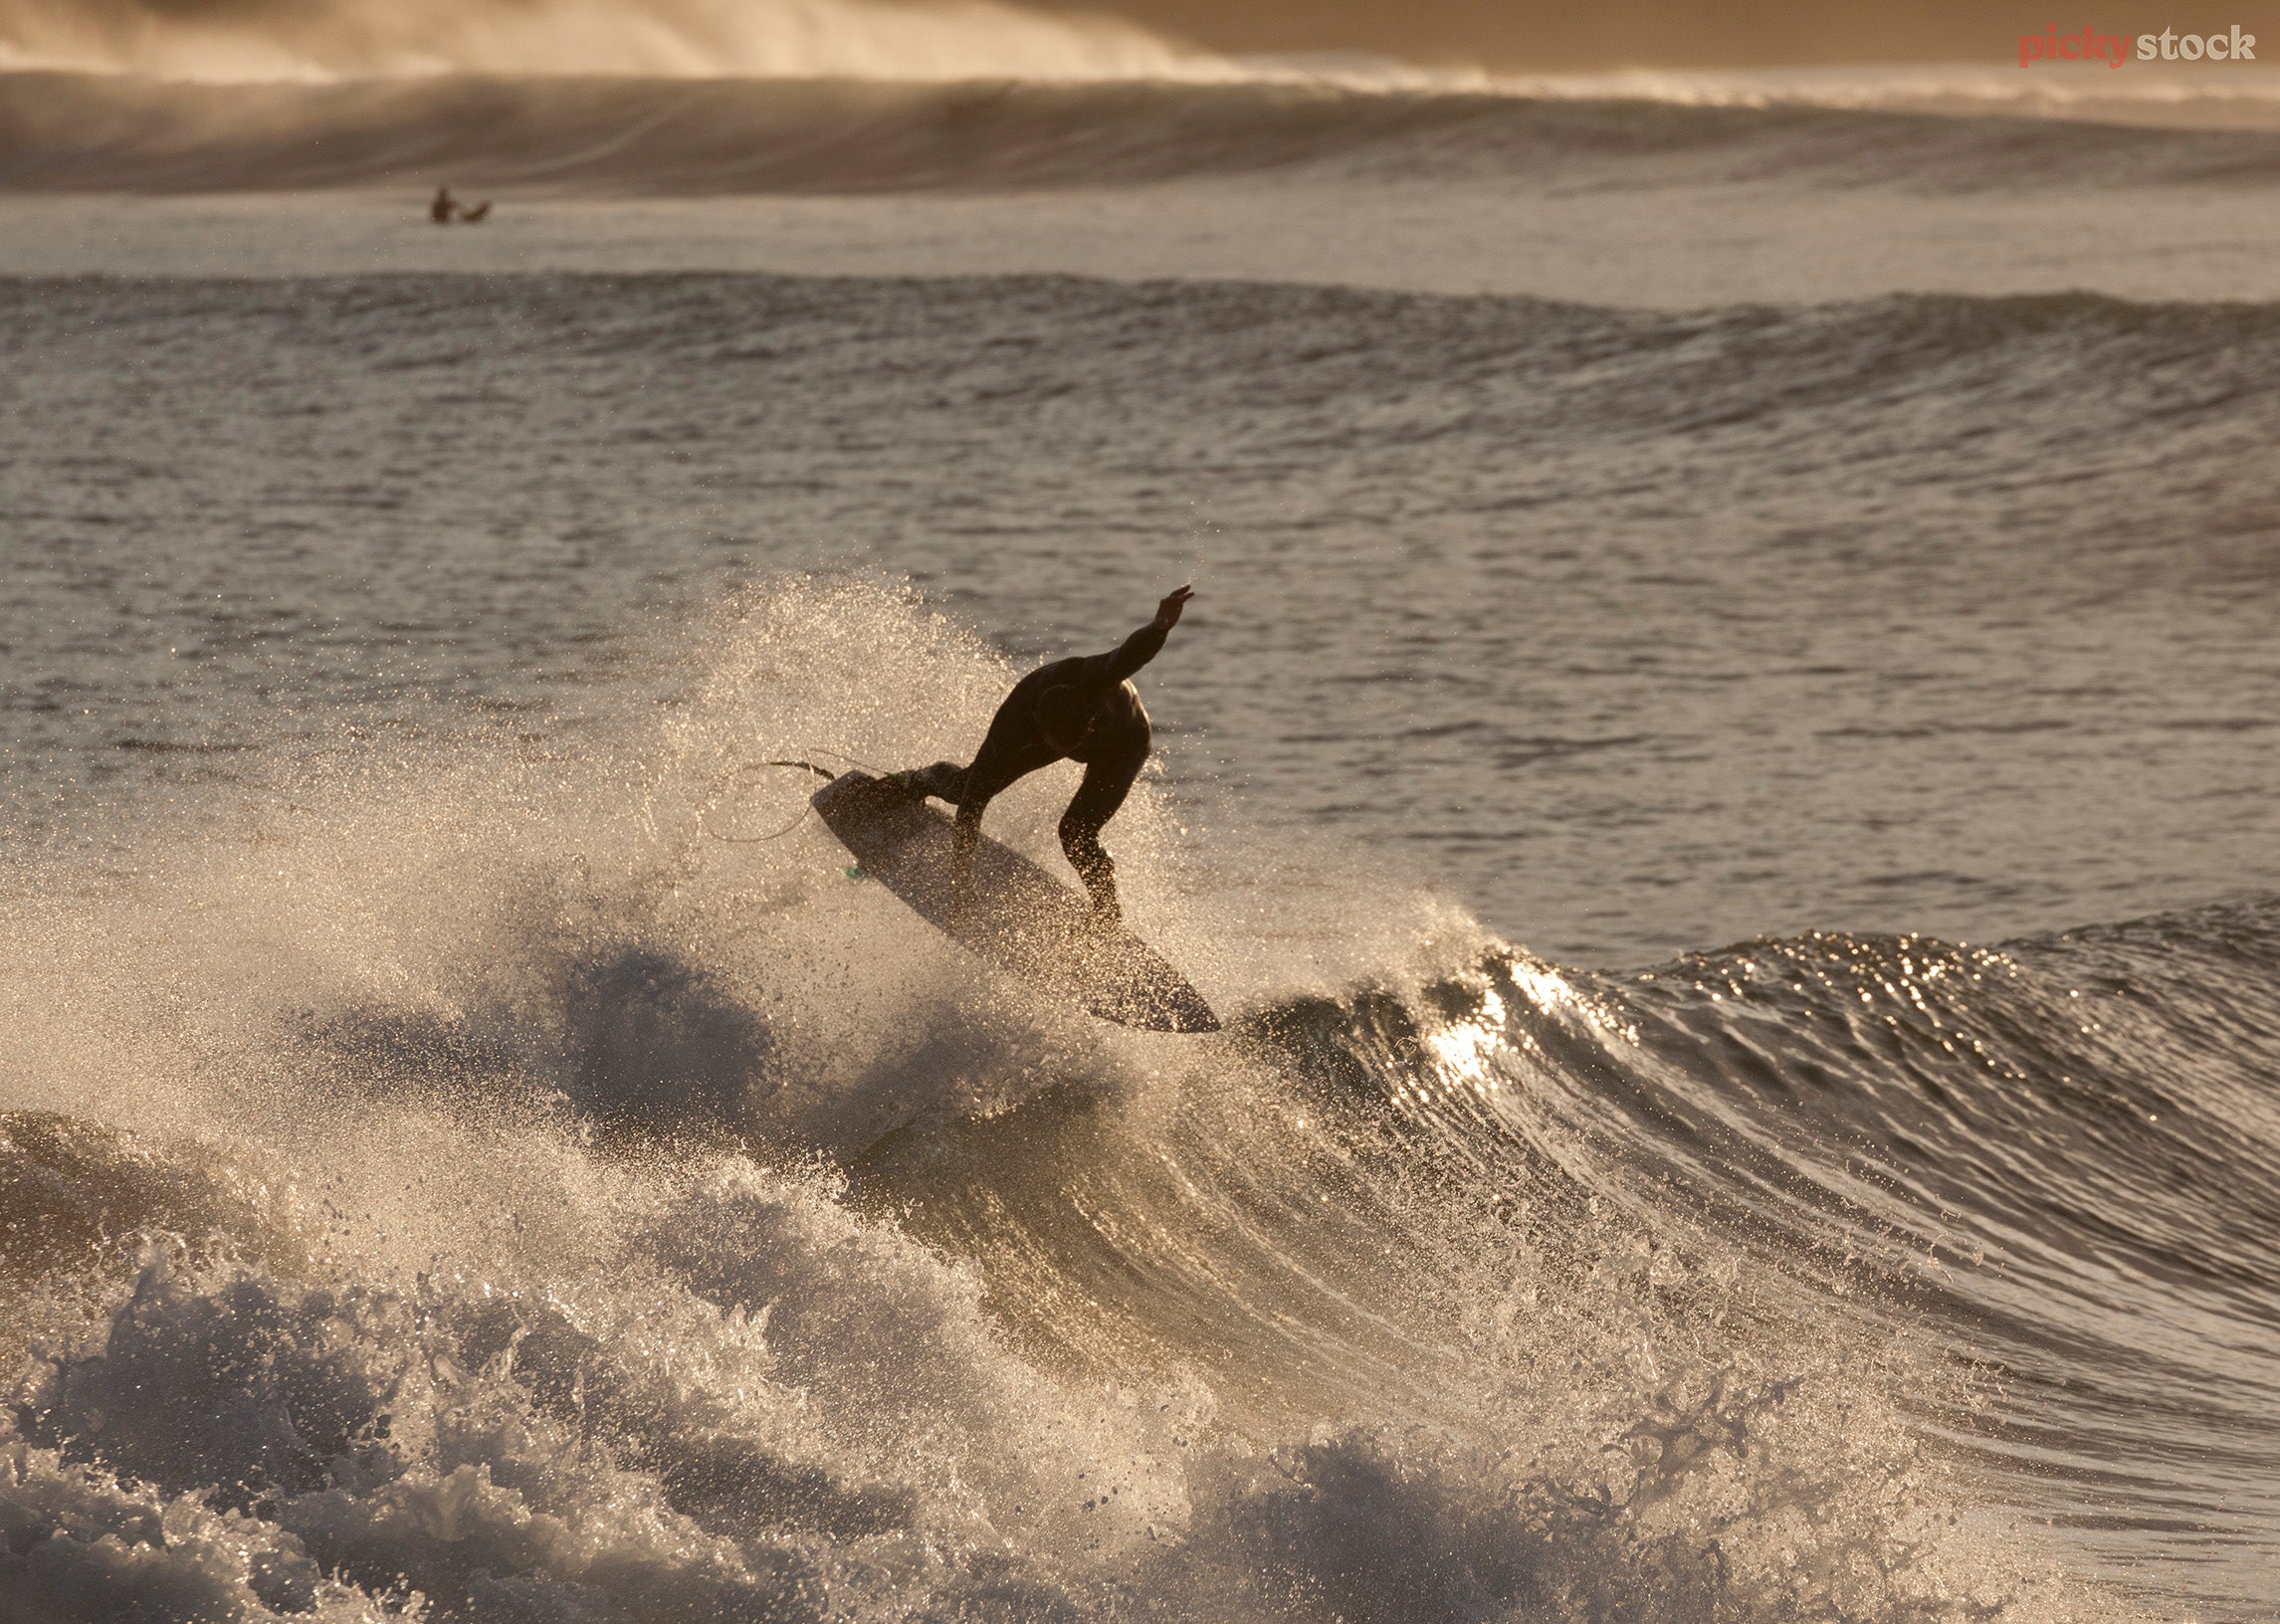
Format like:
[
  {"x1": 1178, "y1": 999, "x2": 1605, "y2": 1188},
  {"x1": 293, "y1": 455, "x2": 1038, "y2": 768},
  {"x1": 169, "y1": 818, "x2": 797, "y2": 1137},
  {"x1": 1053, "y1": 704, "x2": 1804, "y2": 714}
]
[{"x1": 1074, "y1": 584, "x2": 1193, "y2": 691}]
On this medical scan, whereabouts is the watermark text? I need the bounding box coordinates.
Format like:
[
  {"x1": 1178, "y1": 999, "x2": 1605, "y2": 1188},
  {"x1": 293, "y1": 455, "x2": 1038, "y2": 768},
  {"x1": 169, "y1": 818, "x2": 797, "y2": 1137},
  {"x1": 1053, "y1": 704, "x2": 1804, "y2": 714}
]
[{"x1": 2018, "y1": 24, "x2": 2257, "y2": 67}]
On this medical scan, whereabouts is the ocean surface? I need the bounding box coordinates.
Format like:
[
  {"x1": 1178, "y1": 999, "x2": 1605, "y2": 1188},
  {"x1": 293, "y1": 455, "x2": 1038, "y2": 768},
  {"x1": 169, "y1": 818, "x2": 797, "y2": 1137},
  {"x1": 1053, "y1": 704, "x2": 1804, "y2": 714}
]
[{"x1": 3, "y1": 50, "x2": 2280, "y2": 1624}]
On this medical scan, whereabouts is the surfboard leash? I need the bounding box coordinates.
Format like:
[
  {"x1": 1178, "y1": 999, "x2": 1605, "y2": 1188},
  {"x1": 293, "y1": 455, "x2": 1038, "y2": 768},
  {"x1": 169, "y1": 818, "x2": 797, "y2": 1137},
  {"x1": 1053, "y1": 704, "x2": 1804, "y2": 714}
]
[{"x1": 700, "y1": 758, "x2": 837, "y2": 843}]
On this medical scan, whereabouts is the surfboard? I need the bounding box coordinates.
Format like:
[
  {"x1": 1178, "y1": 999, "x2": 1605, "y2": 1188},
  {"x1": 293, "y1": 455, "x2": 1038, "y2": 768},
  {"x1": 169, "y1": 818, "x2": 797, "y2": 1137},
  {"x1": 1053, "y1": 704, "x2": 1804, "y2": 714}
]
[{"x1": 811, "y1": 771, "x2": 1219, "y2": 1034}]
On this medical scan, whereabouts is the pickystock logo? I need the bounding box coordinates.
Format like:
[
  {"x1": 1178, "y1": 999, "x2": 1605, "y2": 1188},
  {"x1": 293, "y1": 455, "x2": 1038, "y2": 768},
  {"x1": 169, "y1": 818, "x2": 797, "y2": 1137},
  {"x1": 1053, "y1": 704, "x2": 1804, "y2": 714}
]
[{"x1": 2018, "y1": 24, "x2": 2257, "y2": 66}]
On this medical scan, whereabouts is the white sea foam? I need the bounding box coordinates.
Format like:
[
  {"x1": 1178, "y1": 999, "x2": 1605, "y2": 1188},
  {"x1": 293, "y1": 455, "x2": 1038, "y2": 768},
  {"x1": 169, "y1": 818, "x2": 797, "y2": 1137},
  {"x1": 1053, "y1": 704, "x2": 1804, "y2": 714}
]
[{"x1": 0, "y1": 576, "x2": 2130, "y2": 1622}]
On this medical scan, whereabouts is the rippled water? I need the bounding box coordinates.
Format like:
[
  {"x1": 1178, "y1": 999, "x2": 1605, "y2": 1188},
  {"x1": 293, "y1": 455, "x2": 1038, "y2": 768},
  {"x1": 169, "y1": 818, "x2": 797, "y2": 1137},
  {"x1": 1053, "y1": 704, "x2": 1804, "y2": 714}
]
[
  {"x1": 9, "y1": 271, "x2": 2279, "y2": 959},
  {"x1": 3, "y1": 73, "x2": 2277, "y2": 1624}
]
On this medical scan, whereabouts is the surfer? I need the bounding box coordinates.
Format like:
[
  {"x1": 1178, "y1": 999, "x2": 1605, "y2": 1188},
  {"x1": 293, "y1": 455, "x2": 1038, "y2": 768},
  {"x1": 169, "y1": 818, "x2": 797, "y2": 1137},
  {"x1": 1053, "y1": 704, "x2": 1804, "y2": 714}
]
[
  {"x1": 428, "y1": 189, "x2": 492, "y2": 224},
  {"x1": 890, "y1": 584, "x2": 1195, "y2": 926}
]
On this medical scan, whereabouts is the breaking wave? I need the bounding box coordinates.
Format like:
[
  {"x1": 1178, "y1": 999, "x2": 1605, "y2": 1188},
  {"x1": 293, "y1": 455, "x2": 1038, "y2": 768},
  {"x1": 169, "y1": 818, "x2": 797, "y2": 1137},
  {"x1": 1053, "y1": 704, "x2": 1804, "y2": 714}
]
[
  {"x1": 0, "y1": 578, "x2": 2267, "y2": 1620},
  {"x1": 11, "y1": 67, "x2": 2280, "y2": 194},
  {"x1": 0, "y1": 0, "x2": 1221, "y2": 86}
]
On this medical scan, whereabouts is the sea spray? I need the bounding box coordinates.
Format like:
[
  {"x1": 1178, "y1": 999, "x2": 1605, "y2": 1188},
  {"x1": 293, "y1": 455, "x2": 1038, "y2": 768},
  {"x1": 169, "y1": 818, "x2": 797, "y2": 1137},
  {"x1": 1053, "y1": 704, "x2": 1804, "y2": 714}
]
[{"x1": 0, "y1": 579, "x2": 2125, "y2": 1620}]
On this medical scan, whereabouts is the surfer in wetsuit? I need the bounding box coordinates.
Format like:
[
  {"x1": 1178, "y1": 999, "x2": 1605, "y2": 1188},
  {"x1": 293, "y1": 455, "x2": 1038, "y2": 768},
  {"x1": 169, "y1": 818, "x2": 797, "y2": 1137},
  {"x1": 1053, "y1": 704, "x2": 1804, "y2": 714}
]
[{"x1": 890, "y1": 584, "x2": 1194, "y2": 927}]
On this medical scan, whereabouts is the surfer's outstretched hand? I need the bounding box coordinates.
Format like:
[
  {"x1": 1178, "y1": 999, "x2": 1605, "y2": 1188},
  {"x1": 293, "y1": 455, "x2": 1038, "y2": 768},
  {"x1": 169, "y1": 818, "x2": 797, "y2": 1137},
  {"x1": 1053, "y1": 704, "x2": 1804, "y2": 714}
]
[{"x1": 1154, "y1": 584, "x2": 1195, "y2": 631}]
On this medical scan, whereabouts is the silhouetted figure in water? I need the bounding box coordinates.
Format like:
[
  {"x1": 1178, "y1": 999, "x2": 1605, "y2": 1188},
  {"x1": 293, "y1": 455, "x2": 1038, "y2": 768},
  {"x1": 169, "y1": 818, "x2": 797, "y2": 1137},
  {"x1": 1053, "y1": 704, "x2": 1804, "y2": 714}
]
[
  {"x1": 888, "y1": 584, "x2": 1194, "y2": 926},
  {"x1": 429, "y1": 188, "x2": 493, "y2": 225}
]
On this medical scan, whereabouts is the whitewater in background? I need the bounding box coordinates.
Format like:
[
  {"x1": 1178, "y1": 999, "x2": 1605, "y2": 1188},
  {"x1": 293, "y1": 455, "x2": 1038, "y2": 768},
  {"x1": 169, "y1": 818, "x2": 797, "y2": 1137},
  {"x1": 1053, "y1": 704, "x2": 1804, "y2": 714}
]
[
  {"x1": 4, "y1": 13, "x2": 2280, "y2": 1624},
  {"x1": 11, "y1": 0, "x2": 2280, "y2": 118}
]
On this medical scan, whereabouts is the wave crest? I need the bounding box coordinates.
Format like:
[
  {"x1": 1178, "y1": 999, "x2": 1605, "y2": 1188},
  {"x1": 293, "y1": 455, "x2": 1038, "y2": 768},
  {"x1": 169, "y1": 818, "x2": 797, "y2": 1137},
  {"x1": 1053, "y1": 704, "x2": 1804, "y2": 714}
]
[
  {"x1": 0, "y1": 0, "x2": 1216, "y2": 85},
  {"x1": 12, "y1": 68, "x2": 2280, "y2": 197}
]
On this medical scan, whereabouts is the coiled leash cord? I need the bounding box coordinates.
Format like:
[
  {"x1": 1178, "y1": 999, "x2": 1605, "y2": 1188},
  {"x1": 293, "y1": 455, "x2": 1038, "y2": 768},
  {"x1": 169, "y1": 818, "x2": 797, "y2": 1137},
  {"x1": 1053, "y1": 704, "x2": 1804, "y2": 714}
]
[{"x1": 699, "y1": 752, "x2": 883, "y2": 843}]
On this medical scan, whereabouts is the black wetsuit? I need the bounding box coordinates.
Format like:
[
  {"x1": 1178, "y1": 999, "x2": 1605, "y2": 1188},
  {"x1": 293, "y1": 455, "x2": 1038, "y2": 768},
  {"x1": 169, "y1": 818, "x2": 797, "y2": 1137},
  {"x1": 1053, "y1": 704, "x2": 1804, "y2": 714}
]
[{"x1": 906, "y1": 617, "x2": 1167, "y2": 919}]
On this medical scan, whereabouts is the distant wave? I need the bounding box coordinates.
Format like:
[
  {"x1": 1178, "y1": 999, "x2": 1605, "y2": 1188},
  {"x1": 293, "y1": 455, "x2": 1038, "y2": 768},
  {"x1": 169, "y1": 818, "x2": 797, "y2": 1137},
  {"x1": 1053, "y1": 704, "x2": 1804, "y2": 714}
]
[
  {"x1": 12, "y1": 68, "x2": 2280, "y2": 195},
  {"x1": 12, "y1": 0, "x2": 2280, "y2": 136},
  {"x1": 0, "y1": 0, "x2": 1221, "y2": 85}
]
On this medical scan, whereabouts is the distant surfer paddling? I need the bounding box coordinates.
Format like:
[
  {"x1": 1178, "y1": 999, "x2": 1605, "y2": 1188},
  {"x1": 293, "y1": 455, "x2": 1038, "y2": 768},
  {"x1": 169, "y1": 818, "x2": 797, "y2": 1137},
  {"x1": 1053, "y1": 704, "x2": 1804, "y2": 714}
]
[
  {"x1": 428, "y1": 187, "x2": 493, "y2": 225},
  {"x1": 887, "y1": 584, "x2": 1195, "y2": 928}
]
